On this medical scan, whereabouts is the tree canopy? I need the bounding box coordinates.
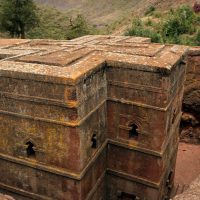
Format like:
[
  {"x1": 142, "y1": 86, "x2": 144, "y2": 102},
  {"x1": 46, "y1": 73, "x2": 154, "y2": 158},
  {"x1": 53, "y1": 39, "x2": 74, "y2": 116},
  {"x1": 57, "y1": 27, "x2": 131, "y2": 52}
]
[
  {"x1": 66, "y1": 15, "x2": 91, "y2": 40},
  {"x1": 0, "y1": 0, "x2": 39, "y2": 38}
]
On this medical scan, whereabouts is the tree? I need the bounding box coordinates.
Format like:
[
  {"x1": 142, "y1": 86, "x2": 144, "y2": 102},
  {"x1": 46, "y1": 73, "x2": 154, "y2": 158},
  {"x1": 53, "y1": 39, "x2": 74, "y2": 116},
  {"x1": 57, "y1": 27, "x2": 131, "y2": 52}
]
[
  {"x1": 66, "y1": 15, "x2": 91, "y2": 40},
  {"x1": 0, "y1": 0, "x2": 39, "y2": 38},
  {"x1": 196, "y1": 30, "x2": 200, "y2": 45},
  {"x1": 161, "y1": 5, "x2": 195, "y2": 42},
  {"x1": 125, "y1": 17, "x2": 162, "y2": 43}
]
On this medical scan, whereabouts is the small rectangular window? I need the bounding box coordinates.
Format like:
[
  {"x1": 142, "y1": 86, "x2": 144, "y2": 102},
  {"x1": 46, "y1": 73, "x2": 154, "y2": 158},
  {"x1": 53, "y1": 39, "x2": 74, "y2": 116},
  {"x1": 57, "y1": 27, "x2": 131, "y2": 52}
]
[{"x1": 117, "y1": 190, "x2": 140, "y2": 200}]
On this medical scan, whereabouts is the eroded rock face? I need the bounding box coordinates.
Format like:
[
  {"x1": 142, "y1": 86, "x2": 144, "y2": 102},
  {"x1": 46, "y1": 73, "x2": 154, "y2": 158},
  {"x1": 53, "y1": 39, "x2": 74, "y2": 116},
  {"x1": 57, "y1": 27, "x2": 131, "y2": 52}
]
[
  {"x1": 183, "y1": 84, "x2": 200, "y2": 113},
  {"x1": 180, "y1": 112, "x2": 200, "y2": 144},
  {"x1": 181, "y1": 48, "x2": 200, "y2": 144},
  {"x1": 183, "y1": 48, "x2": 200, "y2": 114},
  {"x1": 0, "y1": 194, "x2": 15, "y2": 200},
  {"x1": 173, "y1": 175, "x2": 200, "y2": 200}
]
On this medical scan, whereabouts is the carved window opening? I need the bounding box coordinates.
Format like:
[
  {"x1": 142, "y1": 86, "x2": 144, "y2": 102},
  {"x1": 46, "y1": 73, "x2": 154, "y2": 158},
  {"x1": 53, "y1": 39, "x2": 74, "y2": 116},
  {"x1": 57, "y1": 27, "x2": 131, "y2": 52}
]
[
  {"x1": 91, "y1": 134, "x2": 97, "y2": 149},
  {"x1": 129, "y1": 124, "x2": 139, "y2": 138},
  {"x1": 26, "y1": 141, "x2": 36, "y2": 158},
  {"x1": 117, "y1": 190, "x2": 140, "y2": 200},
  {"x1": 166, "y1": 171, "x2": 173, "y2": 190},
  {"x1": 172, "y1": 109, "x2": 176, "y2": 124}
]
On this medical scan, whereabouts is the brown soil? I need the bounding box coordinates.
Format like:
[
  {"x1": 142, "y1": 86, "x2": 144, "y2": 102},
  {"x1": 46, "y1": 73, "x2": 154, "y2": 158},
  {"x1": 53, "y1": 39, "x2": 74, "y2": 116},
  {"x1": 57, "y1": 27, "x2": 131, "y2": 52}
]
[
  {"x1": 170, "y1": 142, "x2": 200, "y2": 198},
  {"x1": 175, "y1": 143, "x2": 200, "y2": 186}
]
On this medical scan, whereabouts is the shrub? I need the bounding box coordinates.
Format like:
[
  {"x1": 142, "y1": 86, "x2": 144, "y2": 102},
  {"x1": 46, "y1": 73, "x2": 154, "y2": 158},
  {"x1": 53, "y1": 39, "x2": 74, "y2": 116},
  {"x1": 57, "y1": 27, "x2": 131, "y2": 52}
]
[
  {"x1": 195, "y1": 30, "x2": 200, "y2": 45},
  {"x1": 66, "y1": 15, "x2": 92, "y2": 40},
  {"x1": 125, "y1": 18, "x2": 162, "y2": 43},
  {"x1": 0, "y1": 0, "x2": 39, "y2": 38},
  {"x1": 145, "y1": 18, "x2": 153, "y2": 26},
  {"x1": 161, "y1": 5, "x2": 195, "y2": 42},
  {"x1": 125, "y1": 5, "x2": 199, "y2": 46},
  {"x1": 179, "y1": 35, "x2": 196, "y2": 46},
  {"x1": 26, "y1": 7, "x2": 95, "y2": 40},
  {"x1": 195, "y1": 14, "x2": 200, "y2": 25},
  {"x1": 153, "y1": 11, "x2": 162, "y2": 18},
  {"x1": 145, "y1": 6, "x2": 156, "y2": 16},
  {"x1": 27, "y1": 6, "x2": 69, "y2": 39}
]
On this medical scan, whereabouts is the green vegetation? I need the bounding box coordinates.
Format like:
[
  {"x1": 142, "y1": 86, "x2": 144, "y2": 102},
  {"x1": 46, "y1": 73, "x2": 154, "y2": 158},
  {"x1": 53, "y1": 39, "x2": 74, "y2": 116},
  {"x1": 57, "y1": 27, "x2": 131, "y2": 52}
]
[
  {"x1": 27, "y1": 6, "x2": 97, "y2": 40},
  {"x1": 196, "y1": 30, "x2": 200, "y2": 45},
  {"x1": 1, "y1": 2, "x2": 200, "y2": 46},
  {"x1": 145, "y1": 18, "x2": 153, "y2": 26},
  {"x1": 145, "y1": 6, "x2": 156, "y2": 16},
  {"x1": 161, "y1": 6, "x2": 196, "y2": 43},
  {"x1": 126, "y1": 5, "x2": 200, "y2": 46},
  {"x1": 125, "y1": 18, "x2": 162, "y2": 43},
  {"x1": 0, "y1": 0, "x2": 39, "y2": 38},
  {"x1": 65, "y1": 15, "x2": 92, "y2": 40},
  {"x1": 26, "y1": 6, "x2": 69, "y2": 39},
  {"x1": 0, "y1": 1, "x2": 96, "y2": 40}
]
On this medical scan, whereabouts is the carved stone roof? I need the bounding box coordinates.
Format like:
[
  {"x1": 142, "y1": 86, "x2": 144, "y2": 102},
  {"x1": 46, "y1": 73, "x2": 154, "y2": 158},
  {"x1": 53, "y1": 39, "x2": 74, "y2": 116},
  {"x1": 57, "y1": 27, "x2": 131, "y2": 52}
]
[{"x1": 0, "y1": 35, "x2": 188, "y2": 85}]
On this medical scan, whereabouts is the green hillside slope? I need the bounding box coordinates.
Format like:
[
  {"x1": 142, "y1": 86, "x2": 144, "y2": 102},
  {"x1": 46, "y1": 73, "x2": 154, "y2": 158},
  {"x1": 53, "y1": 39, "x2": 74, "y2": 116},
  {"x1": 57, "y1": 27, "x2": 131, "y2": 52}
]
[
  {"x1": 1, "y1": 0, "x2": 199, "y2": 44},
  {"x1": 35, "y1": 0, "x2": 196, "y2": 25},
  {"x1": 35, "y1": 0, "x2": 142, "y2": 27}
]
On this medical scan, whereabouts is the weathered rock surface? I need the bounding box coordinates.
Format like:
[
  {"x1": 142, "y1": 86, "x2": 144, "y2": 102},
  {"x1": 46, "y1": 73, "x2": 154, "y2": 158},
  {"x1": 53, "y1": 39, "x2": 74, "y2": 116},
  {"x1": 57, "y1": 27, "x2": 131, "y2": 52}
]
[
  {"x1": 173, "y1": 175, "x2": 200, "y2": 200},
  {"x1": 0, "y1": 36, "x2": 187, "y2": 200},
  {"x1": 183, "y1": 47, "x2": 200, "y2": 114},
  {"x1": 181, "y1": 113, "x2": 199, "y2": 126},
  {"x1": 0, "y1": 194, "x2": 15, "y2": 200},
  {"x1": 180, "y1": 47, "x2": 200, "y2": 144}
]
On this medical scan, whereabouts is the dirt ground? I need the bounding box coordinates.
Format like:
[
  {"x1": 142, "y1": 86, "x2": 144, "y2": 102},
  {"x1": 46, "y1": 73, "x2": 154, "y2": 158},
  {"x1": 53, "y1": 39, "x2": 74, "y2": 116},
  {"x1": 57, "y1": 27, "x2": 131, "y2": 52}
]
[
  {"x1": 175, "y1": 142, "x2": 200, "y2": 185},
  {"x1": 170, "y1": 142, "x2": 200, "y2": 198}
]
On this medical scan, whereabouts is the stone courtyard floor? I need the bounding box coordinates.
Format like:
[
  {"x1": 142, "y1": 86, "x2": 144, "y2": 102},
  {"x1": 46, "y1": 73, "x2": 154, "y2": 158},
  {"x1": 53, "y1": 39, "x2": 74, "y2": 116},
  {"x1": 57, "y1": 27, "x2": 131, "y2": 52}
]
[{"x1": 171, "y1": 142, "x2": 200, "y2": 198}]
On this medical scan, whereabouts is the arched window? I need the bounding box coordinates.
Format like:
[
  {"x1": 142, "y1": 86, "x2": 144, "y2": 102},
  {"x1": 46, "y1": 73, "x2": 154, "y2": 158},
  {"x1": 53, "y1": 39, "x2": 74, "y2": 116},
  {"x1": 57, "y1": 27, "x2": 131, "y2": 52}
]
[
  {"x1": 26, "y1": 141, "x2": 36, "y2": 158},
  {"x1": 129, "y1": 123, "x2": 139, "y2": 138}
]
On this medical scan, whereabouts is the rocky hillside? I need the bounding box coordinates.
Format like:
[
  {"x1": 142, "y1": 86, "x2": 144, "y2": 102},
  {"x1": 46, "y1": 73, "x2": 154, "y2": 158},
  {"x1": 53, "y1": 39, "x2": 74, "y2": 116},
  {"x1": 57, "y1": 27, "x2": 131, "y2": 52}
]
[
  {"x1": 35, "y1": 0, "x2": 142, "y2": 28},
  {"x1": 34, "y1": 0, "x2": 198, "y2": 28},
  {"x1": 1, "y1": 0, "x2": 199, "y2": 39}
]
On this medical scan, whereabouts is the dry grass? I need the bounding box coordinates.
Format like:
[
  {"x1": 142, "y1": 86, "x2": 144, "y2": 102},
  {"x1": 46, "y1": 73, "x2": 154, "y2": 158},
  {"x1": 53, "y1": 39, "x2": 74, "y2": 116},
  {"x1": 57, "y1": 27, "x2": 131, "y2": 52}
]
[{"x1": 35, "y1": 0, "x2": 198, "y2": 35}]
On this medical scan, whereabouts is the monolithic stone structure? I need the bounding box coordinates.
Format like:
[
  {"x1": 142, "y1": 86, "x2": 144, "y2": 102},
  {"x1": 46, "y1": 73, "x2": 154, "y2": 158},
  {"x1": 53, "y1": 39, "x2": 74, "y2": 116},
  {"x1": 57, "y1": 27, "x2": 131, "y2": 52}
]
[{"x1": 0, "y1": 36, "x2": 187, "y2": 200}]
